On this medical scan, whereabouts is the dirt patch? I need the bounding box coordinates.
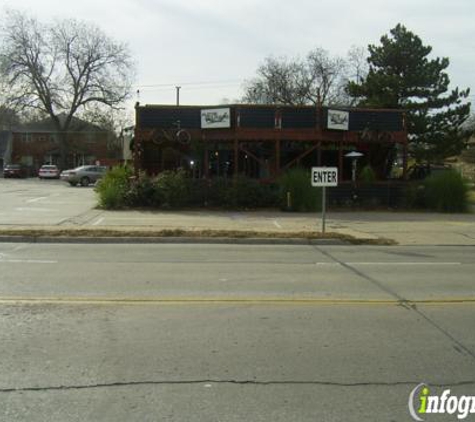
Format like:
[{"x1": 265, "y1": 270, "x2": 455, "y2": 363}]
[{"x1": 0, "y1": 227, "x2": 396, "y2": 245}]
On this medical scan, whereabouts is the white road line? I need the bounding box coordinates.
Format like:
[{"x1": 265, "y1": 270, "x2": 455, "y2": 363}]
[
  {"x1": 315, "y1": 262, "x2": 462, "y2": 266},
  {"x1": 15, "y1": 207, "x2": 55, "y2": 212},
  {"x1": 92, "y1": 217, "x2": 105, "y2": 226},
  {"x1": 0, "y1": 259, "x2": 57, "y2": 264},
  {"x1": 273, "y1": 220, "x2": 283, "y2": 229},
  {"x1": 315, "y1": 262, "x2": 340, "y2": 266},
  {"x1": 347, "y1": 262, "x2": 461, "y2": 266},
  {"x1": 26, "y1": 197, "x2": 48, "y2": 203}
]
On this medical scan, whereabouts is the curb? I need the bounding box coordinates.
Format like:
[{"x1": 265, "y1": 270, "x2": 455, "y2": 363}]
[{"x1": 0, "y1": 236, "x2": 350, "y2": 246}]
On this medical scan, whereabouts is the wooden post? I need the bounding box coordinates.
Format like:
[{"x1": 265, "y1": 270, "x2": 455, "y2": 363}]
[
  {"x1": 338, "y1": 141, "x2": 344, "y2": 182},
  {"x1": 203, "y1": 136, "x2": 209, "y2": 179},
  {"x1": 234, "y1": 138, "x2": 239, "y2": 179},
  {"x1": 133, "y1": 103, "x2": 141, "y2": 177},
  {"x1": 402, "y1": 142, "x2": 408, "y2": 180}
]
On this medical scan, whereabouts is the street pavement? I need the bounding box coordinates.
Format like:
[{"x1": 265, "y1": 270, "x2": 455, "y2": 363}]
[
  {"x1": 1, "y1": 180, "x2": 475, "y2": 420},
  {"x1": 1, "y1": 178, "x2": 475, "y2": 245},
  {"x1": 0, "y1": 243, "x2": 474, "y2": 421}
]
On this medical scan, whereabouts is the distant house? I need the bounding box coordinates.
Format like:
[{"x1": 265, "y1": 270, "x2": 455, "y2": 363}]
[{"x1": 9, "y1": 115, "x2": 120, "y2": 173}]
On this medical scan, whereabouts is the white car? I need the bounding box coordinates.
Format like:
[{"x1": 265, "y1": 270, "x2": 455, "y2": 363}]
[{"x1": 38, "y1": 164, "x2": 60, "y2": 179}]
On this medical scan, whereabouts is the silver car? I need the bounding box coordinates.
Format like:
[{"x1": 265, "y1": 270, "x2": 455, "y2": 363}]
[{"x1": 60, "y1": 165, "x2": 108, "y2": 186}]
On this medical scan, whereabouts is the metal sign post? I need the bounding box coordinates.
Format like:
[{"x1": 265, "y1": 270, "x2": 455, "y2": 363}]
[
  {"x1": 321, "y1": 186, "x2": 326, "y2": 233},
  {"x1": 311, "y1": 167, "x2": 338, "y2": 234}
]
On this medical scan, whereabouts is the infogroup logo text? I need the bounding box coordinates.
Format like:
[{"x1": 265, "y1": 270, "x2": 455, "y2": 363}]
[{"x1": 409, "y1": 383, "x2": 475, "y2": 420}]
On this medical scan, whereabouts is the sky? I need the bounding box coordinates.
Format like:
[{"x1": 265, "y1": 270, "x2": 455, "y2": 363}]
[{"x1": 0, "y1": 0, "x2": 474, "y2": 110}]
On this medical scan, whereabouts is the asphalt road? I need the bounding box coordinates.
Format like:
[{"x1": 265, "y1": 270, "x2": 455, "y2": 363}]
[{"x1": 0, "y1": 243, "x2": 474, "y2": 421}]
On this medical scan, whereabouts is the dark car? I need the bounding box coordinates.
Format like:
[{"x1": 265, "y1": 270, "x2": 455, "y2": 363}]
[{"x1": 3, "y1": 164, "x2": 28, "y2": 178}]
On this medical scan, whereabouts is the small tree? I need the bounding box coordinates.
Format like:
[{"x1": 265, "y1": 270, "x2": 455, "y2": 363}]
[
  {"x1": 0, "y1": 10, "x2": 135, "y2": 168},
  {"x1": 348, "y1": 24, "x2": 471, "y2": 162}
]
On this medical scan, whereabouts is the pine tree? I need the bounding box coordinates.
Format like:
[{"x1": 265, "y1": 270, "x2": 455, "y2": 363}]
[{"x1": 348, "y1": 24, "x2": 471, "y2": 162}]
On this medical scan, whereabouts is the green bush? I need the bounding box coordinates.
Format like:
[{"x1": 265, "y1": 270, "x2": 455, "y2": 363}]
[
  {"x1": 154, "y1": 169, "x2": 190, "y2": 208},
  {"x1": 359, "y1": 165, "x2": 377, "y2": 183},
  {"x1": 423, "y1": 170, "x2": 469, "y2": 212},
  {"x1": 403, "y1": 182, "x2": 425, "y2": 209},
  {"x1": 222, "y1": 176, "x2": 278, "y2": 208},
  {"x1": 125, "y1": 172, "x2": 162, "y2": 207},
  {"x1": 278, "y1": 167, "x2": 321, "y2": 212},
  {"x1": 95, "y1": 166, "x2": 132, "y2": 209}
]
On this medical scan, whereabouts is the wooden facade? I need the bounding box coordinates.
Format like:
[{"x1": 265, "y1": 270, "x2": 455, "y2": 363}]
[{"x1": 134, "y1": 104, "x2": 408, "y2": 182}]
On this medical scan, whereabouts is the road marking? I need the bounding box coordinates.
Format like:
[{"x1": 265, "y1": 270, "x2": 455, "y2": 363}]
[
  {"x1": 0, "y1": 297, "x2": 473, "y2": 306},
  {"x1": 15, "y1": 207, "x2": 55, "y2": 212},
  {"x1": 315, "y1": 262, "x2": 340, "y2": 266},
  {"x1": 26, "y1": 197, "x2": 48, "y2": 203},
  {"x1": 91, "y1": 217, "x2": 105, "y2": 226},
  {"x1": 0, "y1": 259, "x2": 57, "y2": 264},
  {"x1": 347, "y1": 262, "x2": 462, "y2": 266},
  {"x1": 273, "y1": 220, "x2": 282, "y2": 229},
  {"x1": 315, "y1": 262, "x2": 462, "y2": 266}
]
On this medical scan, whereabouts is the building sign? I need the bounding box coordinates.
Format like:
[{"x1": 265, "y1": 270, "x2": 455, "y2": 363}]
[
  {"x1": 201, "y1": 108, "x2": 231, "y2": 129},
  {"x1": 311, "y1": 167, "x2": 338, "y2": 187},
  {"x1": 327, "y1": 109, "x2": 349, "y2": 131}
]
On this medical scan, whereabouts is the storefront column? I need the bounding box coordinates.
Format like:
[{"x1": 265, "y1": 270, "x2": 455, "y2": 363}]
[
  {"x1": 234, "y1": 138, "x2": 239, "y2": 178},
  {"x1": 338, "y1": 141, "x2": 344, "y2": 182}
]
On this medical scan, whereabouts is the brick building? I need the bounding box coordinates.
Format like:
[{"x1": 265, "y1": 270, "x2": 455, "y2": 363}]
[{"x1": 10, "y1": 115, "x2": 119, "y2": 174}]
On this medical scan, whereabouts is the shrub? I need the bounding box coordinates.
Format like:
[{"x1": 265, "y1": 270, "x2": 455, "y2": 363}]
[
  {"x1": 125, "y1": 172, "x2": 161, "y2": 207},
  {"x1": 423, "y1": 170, "x2": 469, "y2": 212},
  {"x1": 222, "y1": 176, "x2": 278, "y2": 208},
  {"x1": 278, "y1": 167, "x2": 321, "y2": 212},
  {"x1": 95, "y1": 166, "x2": 132, "y2": 209},
  {"x1": 359, "y1": 165, "x2": 377, "y2": 183},
  {"x1": 403, "y1": 182, "x2": 425, "y2": 209},
  {"x1": 153, "y1": 169, "x2": 190, "y2": 208}
]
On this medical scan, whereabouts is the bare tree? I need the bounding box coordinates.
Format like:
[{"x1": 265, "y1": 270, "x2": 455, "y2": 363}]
[
  {"x1": 243, "y1": 48, "x2": 349, "y2": 106},
  {"x1": 343, "y1": 45, "x2": 369, "y2": 106},
  {"x1": 0, "y1": 10, "x2": 135, "y2": 167}
]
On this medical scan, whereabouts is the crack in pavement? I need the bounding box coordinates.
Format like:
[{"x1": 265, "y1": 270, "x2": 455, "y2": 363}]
[
  {"x1": 58, "y1": 209, "x2": 104, "y2": 226},
  {"x1": 312, "y1": 245, "x2": 475, "y2": 361},
  {"x1": 1, "y1": 379, "x2": 475, "y2": 393}
]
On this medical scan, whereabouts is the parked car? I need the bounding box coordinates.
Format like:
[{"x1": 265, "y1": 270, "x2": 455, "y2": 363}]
[
  {"x1": 60, "y1": 165, "x2": 108, "y2": 186},
  {"x1": 3, "y1": 164, "x2": 28, "y2": 178},
  {"x1": 38, "y1": 164, "x2": 60, "y2": 179}
]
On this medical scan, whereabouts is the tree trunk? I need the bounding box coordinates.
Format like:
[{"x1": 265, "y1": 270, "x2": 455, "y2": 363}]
[{"x1": 58, "y1": 130, "x2": 70, "y2": 170}]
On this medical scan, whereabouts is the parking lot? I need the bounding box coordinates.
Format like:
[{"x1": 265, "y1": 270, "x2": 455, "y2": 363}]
[{"x1": 0, "y1": 178, "x2": 97, "y2": 226}]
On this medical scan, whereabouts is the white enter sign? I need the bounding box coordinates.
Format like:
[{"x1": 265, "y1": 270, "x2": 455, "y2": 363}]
[
  {"x1": 310, "y1": 167, "x2": 338, "y2": 233},
  {"x1": 311, "y1": 167, "x2": 338, "y2": 187}
]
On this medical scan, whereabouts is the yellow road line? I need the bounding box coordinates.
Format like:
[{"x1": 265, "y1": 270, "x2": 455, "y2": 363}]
[{"x1": 0, "y1": 297, "x2": 474, "y2": 306}]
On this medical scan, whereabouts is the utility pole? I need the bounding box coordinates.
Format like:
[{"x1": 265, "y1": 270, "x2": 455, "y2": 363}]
[{"x1": 176, "y1": 86, "x2": 181, "y2": 106}]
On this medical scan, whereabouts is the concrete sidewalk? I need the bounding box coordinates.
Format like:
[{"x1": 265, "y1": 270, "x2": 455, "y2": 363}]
[{"x1": 1, "y1": 209, "x2": 475, "y2": 245}]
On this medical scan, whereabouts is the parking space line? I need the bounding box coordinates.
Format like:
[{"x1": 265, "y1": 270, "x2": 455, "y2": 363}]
[
  {"x1": 26, "y1": 197, "x2": 48, "y2": 203},
  {"x1": 0, "y1": 259, "x2": 57, "y2": 264}
]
